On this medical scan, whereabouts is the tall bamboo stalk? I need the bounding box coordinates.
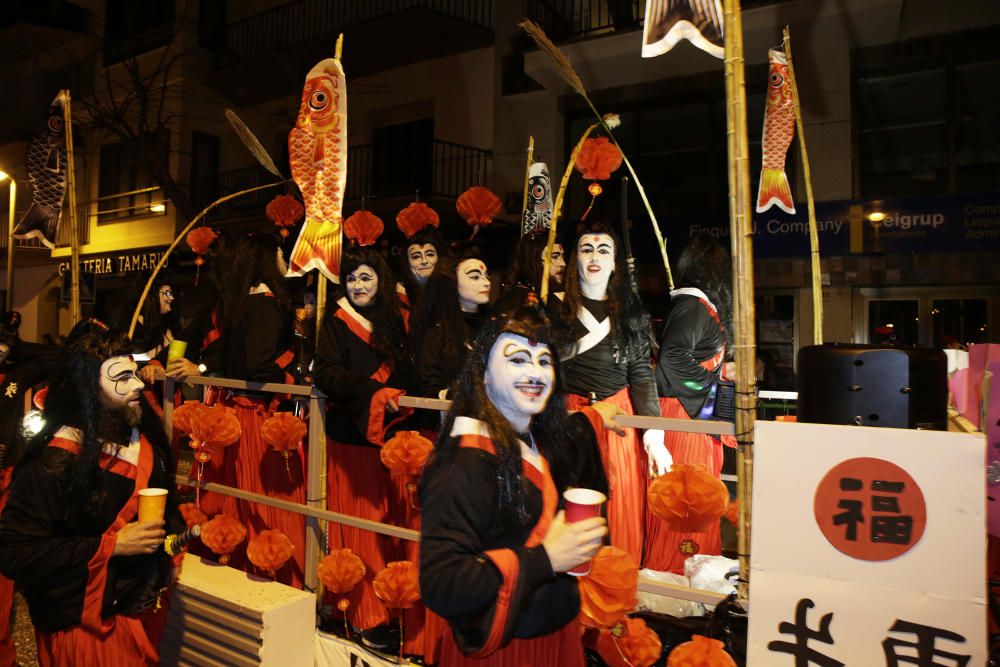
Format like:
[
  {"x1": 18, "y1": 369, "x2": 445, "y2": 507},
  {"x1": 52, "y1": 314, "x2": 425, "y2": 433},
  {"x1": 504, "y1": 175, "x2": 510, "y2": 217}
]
[
  {"x1": 60, "y1": 91, "x2": 81, "y2": 324},
  {"x1": 723, "y1": 0, "x2": 756, "y2": 607},
  {"x1": 520, "y1": 136, "x2": 534, "y2": 236},
  {"x1": 782, "y1": 28, "x2": 822, "y2": 344}
]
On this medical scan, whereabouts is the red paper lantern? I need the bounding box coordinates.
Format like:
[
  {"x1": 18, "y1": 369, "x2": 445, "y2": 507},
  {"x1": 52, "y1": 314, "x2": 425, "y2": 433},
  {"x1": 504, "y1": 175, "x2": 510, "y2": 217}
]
[
  {"x1": 172, "y1": 400, "x2": 206, "y2": 435},
  {"x1": 373, "y1": 561, "x2": 420, "y2": 610},
  {"x1": 266, "y1": 195, "x2": 305, "y2": 237},
  {"x1": 178, "y1": 502, "x2": 208, "y2": 528},
  {"x1": 575, "y1": 136, "x2": 623, "y2": 181},
  {"x1": 666, "y1": 634, "x2": 737, "y2": 667},
  {"x1": 186, "y1": 227, "x2": 217, "y2": 257},
  {"x1": 317, "y1": 548, "x2": 366, "y2": 594},
  {"x1": 396, "y1": 202, "x2": 440, "y2": 239},
  {"x1": 380, "y1": 431, "x2": 433, "y2": 478},
  {"x1": 200, "y1": 514, "x2": 246, "y2": 565},
  {"x1": 577, "y1": 546, "x2": 639, "y2": 630},
  {"x1": 648, "y1": 463, "x2": 729, "y2": 533},
  {"x1": 456, "y1": 186, "x2": 502, "y2": 227},
  {"x1": 343, "y1": 210, "x2": 384, "y2": 247},
  {"x1": 597, "y1": 616, "x2": 663, "y2": 667},
  {"x1": 247, "y1": 529, "x2": 295, "y2": 576},
  {"x1": 189, "y1": 404, "x2": 241, "y2": 460}
]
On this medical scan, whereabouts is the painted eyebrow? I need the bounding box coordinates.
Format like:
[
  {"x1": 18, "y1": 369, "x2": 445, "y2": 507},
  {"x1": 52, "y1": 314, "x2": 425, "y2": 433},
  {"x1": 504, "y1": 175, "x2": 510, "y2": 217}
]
[
  {"x1": 107, "y1": 360, "x2": 134, "y2": 376},
  {"x1": 502, "y1": 343, "x2": 530, "y2": 357},
  {"x1": 464, "y1": 267, "x2": 484, "y2": 276},
  {"x1": 597, "y1": 243, "x2": 613, "y2": 250}
]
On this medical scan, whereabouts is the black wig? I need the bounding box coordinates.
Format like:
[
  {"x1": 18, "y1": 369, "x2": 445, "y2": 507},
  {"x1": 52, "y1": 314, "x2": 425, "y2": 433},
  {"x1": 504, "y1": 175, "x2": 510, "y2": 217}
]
[
  {"x1": 217, "y1": 234, "x2": 291, "y2": 332},
  {"x1": 339, "y1": 246, "x2": 409, "y2": 361},
  {"x1": 675, "y1": 232, "x2": 733, "y2": 347}
]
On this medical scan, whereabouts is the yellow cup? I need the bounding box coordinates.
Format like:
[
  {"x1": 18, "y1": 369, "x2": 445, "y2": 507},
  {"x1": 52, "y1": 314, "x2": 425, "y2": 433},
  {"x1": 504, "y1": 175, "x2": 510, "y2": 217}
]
[
  {"x1": 137, "y1": 488, "x2": 168, "y2": 523},
  {"x1": 166, "y1": 339, "x2": 188, "y2": 364}
]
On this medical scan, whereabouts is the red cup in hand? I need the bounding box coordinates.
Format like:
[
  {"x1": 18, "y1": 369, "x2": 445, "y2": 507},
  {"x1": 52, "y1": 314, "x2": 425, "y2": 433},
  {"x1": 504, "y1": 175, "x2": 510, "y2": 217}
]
[{"x1": 563, "y1": 488, "x2": 607, "y2": 576}]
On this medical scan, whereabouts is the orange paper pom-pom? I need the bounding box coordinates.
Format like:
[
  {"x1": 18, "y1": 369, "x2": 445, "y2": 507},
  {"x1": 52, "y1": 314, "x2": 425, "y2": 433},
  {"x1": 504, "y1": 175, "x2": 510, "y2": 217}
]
[
  {"x1": 260, "y1": 412, "x2": 307, "y2": 454},
  {"x1": 266, "y1": 194, "x2": 305, "y2": 229},
  {"x1": 186, "y1": 227, "x2": 218, "y2": 256},
  {"x1": 578, "y1": 546, "x2": 639, "y2": 629},
  {"x1": 648, "y1": 463, "x2": 729, "y2": 533},
  {"x1": 373, "y1": 561, "x2": 420, "y2": 609},
  {"x1": 380, "y1": 431, "x2": 434, "y2": 477},
  {"x1": 247, "y1": 529, "x2": 295, "y2": 575},
  {"x1": 666, "y1": 634, "x2": 737, "y2": 667},
  {"x1": 597, "y1": 617, "x2": 663, "y2": 667},
  {"x1": 190, "y1": 404, "x2": 242, "y2": 450},
  {"x1": 575, "y1": 136, "x2": 623, "y2": 181},
  {"x1": 172, "y1": 401, "x2": 206, "y2": 435},
  {"x1": 724, "y1": 499, "x2": 739, "y2": 526},
  {"x1": 200, "y1": 514, "x2": 247, "y2": 564},
  {"x1": 396, "y1": 202, "x2": 440, "y2": 239},
  {"x1": 178, "y1": 502, "x2": 208, "y2": 528},
  {"x1": 344, "y1": 210, "x2": 384, "y2": 247},
  {"x1": 318, "y1": 548, "x2": 367, "y2": 594},
  {"x1": 456, "y1": 186, "x2": 502, "y2": 227}
]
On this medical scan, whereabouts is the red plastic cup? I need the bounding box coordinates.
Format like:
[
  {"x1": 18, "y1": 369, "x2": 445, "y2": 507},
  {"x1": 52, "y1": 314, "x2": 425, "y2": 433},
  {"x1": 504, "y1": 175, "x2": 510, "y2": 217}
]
[{"x1": 563, "y1": 488, "x2": 607, "y2": 576}]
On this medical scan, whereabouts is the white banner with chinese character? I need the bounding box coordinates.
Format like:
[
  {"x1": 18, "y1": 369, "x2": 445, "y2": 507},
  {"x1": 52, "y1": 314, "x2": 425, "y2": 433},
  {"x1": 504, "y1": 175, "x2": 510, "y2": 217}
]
[{"x1": 747, "y1": 421, "x2": 986, "y2": 665}]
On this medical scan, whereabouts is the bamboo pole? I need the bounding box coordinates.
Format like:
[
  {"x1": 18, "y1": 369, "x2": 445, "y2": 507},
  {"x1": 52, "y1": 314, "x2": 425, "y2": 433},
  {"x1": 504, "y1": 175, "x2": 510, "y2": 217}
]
[
  {"x1": 5, "y1": 179, "x2": 15, "y2": 311},
  {"x1": 783, "y1": 27, "x2": 822, "y2": 344},
  {"x1": 60, "y1": 91, "x2": 82, "y2": 324},
  {"x1": 723, "y1": 0, "x2": 757, "y2": 608},
  {"x1": 520, "y1": 136, "x2": 534, "y2": 236}
]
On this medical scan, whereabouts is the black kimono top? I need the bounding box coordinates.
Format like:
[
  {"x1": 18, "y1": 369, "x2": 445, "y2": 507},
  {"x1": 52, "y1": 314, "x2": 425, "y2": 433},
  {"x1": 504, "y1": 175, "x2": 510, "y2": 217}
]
[
  {"x1": 0, "y1": 427, "x2": 183, "y2": 632},
  {"x1": 203, "y1": 291, "x2": 293, "y2": 384},
  {"x1": 314, "y1": 297, "x2": 416, "y2": 446},
  {"x1": 416, "y1": 311, "x2": 485, "y2": 399},
  {"x1": 420, "y1": 409, "x2": 608, "y2": 657},
  {"x1": 655, "y1": 289, "x2": 726, "y2": 419}
]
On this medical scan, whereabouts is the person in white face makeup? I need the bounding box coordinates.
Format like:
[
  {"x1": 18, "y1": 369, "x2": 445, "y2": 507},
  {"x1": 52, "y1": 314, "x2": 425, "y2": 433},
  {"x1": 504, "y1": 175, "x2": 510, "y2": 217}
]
[
  {"x1": 395, "y1": 223, "x2": 452, "y2": 311},
  {"x1": 0, "y1": 319, "x2": 185, "y2": 666},
  {"x1": 420, "y1": 298, "x2": 620, "y2": 666},
  {"x1": 554, "y1": 222, "x2": 670, "y2": 567}
]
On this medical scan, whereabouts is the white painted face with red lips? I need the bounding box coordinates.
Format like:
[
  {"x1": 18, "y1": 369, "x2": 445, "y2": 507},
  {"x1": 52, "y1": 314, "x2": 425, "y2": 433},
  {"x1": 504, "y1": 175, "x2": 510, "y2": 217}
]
[
  {"x1": 576, "y1": 234, "x2": 614, "y2": 293},
  {"x1": 457, "y1": 258, "x2": 491, "y2": 312},
  {"x1": 485, "y1": 333, "x2": 555, "y2": 431},
  {"x1": 346, "y1": 263, "x2": 378, "y2": 308}
]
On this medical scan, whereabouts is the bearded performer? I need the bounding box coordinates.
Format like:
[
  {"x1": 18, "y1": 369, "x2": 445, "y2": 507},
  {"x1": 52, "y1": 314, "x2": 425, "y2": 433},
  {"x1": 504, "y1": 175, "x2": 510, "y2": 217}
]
[
  {"x1": 0, "y1": 319, "x2": 184, "y2": 667},
  {"x1": 495, "y1": 231, "x2": 567, "y2": 315},
  {"x1": 645, "y1": 233, "x2": 736, "y2": 573},
  {"x1": 555, "y1": 222, "x2": 671, "y2": 565},
  {"x1": 420, "y1": 297, "x2": 613, "y2": 666},
  {"x1": 314, "y1": 223, "x2": 417, "y2": 639}
]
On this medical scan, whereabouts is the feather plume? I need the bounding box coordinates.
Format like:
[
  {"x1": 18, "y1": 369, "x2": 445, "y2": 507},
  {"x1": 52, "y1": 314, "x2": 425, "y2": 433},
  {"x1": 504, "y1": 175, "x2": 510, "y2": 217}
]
[
  {"x1": 225, "y1": 109, "x2": 282, "y2": 178},
  {"x1": 518, "y1": 19, "x2": 587, "y2": 97}
]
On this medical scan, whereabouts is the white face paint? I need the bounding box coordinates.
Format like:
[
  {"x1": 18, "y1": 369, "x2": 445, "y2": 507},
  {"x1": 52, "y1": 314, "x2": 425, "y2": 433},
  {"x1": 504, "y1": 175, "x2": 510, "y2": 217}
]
[
  {"x1": 407, "y1": 243, "x2": 438, "y2": 285},
  {"x1": 457, "y1": 258, "x2": 491, "y2": 313},
  {"x1": 542, "y1": 243, "x2": 566, "y2": 285},
  {"x1": 0, "y1": 344, "x2": 9, "y2": 365},
  {"x1": 576, "y1": 233, "x2": 615, "y2": 297},
  {"x1": 346, "y1": 263, "x2": 379, "y2": 309},
  {"x1": 158, "y1": 286, "x2": 174, "y2": 315},
  {"x1": 99, "y1": 355, "x2": 144, "y2": 425},
  {"x1": 484, "y1": 333, "x2": 555, "y2": 432}
]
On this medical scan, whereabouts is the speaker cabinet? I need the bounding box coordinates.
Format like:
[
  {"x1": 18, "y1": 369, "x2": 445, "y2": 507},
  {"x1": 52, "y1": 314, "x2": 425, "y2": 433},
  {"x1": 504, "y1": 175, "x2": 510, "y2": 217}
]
[{"x1": 797, "y1": 344, "x2": 947, "y2": 430}]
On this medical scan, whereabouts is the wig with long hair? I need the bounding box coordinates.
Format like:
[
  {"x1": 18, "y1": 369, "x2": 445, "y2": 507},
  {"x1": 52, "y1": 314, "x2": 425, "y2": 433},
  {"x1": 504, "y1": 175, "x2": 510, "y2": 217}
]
[
  {"x1": 131, "y1": 277, "x2": 177, "y2": 352},
  {"x1": 504, "y1": 230, "x2": 566, "y2": 294},
  {"x1": 560, "y1": 221, "x2": 650, "y2": 361},
  {"x1": 675, "y1": 232, "x2": 733, "y2": 347},
  {"x1": 397, "y1": 225, "x2": 452, "y2": 299},
  {"x1": 217, "y1": 233, "x2": 291, "y2": 332},
  {"x1": 8, "y1": 320, "x2": 175, "y2": 513},
  {"x1": 339, "y1": 246, "x2": 409, "y2": 361},
  {"x1": 424, "y1": 299, "x2": 575, "y2": 531}
]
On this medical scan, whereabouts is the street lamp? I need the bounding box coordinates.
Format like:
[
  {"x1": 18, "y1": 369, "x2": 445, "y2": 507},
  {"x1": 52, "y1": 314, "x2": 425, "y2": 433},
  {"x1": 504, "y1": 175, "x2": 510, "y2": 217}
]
[{"x1": 0, "y1": 170, "x2": 15, "y2": 311}]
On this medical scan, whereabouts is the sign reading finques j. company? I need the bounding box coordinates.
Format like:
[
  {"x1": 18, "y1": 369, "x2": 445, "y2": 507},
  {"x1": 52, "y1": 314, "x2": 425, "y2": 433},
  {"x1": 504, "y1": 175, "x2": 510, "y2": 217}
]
[{"x1": 57, "y1": 249, "x2": 167, "y2": 276}]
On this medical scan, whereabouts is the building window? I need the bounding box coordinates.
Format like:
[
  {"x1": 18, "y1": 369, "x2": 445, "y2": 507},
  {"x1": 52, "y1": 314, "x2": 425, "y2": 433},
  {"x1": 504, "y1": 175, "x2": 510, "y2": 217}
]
[
  {"x1": 104, "y1": 0, "x2": 175, "y2": 65},
  {"x1": 97, "y1": 132, "x2": 169, "y2": 223}
]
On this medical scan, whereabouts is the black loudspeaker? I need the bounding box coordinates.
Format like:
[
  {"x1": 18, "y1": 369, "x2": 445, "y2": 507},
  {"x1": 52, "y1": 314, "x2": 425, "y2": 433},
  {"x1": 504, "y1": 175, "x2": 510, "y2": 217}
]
[{"x1": 797, "y1": 344, "x2": 948, "y2": 430}]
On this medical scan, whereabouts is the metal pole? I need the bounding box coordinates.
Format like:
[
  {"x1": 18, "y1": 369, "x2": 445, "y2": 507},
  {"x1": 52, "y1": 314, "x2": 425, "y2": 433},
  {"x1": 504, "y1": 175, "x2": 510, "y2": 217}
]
[
  {"x1": 306, "y1": 392, "x2": 326, "y2": 596},
  {"x1": 6, "y1": 179, "x2": 15, "y2": 311},
  {"x1": 60, "y1": 90, "x2": 82, "y2": 324}
]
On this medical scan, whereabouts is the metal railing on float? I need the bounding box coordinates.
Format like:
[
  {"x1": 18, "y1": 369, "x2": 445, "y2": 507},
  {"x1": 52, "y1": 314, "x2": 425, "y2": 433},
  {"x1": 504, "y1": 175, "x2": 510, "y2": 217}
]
[{"x1": 161, "y1": 374, "x2": 734, "y2": 606}]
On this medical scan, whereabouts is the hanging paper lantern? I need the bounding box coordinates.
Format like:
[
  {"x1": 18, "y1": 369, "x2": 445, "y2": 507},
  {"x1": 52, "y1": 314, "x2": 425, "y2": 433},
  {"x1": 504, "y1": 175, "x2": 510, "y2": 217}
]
[
  {"x1": 318, "y1": 548, "x2": 367, "y2": 594},
  {"x1": 172, "y1": 400, "x2": 206, "y2": 435},
  {"x1": 648, "y1": 463, "x2": 729, "y2": 533},
  {"x1": 188, "y1": 404, "x2": 241, "y2": 507},
  {"x1": 260, "y1": 412, "x2": 307, "y2": 478},
  {"x1": 200, "y1": 514, "x2": 247, "y2": 565},
  {"x1": 577, "y1": 546, "x2": 639, "y2": 630},
  {"x1": 380, "y1": 431, "x2": 433, "y2": 478},
  {"x1": 456, "y1": 186, "x2": 502, "y2": 228},
  {"x1": 186, "y1": 227, "x2": 218, "y2": 264},
  {"x1": 266, "y1": 194, "x2": 305, "y2": 238},
  {"x1": 666, "y1": 634, "x2": 737, "y2": 667},
  {"x1": 247, "y1": 529, "x2": 295, "y2": 577},
  {"x1": 395, "y1": 202, "x2": 440, "y2": 239},
  {"x1": 178, "y1": 502, "x2": 209, "y2": 528},
  {"x1": 724, "y1": 499, "x2": 739, "y2": 526},
  {"x1": 588, "y1": 181, "x2": 604, "y2": 196},
  {"x1": 597, "y1": 616, "x2": 663, "y2": 667},
  {"x1": 373, "y1": 560, "x2": 420, "y2": 610},
  {"x1": 575, "y1": 136, "x2": 623, "y2": 181},
  {"x1": 343, "y1": 209, "x2": 384, "y2": 247}
]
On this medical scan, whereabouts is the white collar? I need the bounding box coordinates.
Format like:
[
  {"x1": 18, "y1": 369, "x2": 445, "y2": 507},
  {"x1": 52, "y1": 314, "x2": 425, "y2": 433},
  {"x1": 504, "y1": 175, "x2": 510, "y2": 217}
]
[
  {"x1": 336, "y1": 296, "x2": 373, "y2": 332},
  {"x1": 449, "y1": 416, "x2": 543, "y2": 474},
  {"x1": 670, "y1": 287, "x2": 716, "y2": 313},
  {"x1": 249, "y1": 283, "x2": 271, "y2": 295}
]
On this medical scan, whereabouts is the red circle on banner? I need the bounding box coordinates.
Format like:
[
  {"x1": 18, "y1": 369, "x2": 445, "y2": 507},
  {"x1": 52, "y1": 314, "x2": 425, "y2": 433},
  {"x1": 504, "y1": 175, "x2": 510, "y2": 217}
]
[{"x1": 813, "y1": 457, "x2": 926, "y2": 561}]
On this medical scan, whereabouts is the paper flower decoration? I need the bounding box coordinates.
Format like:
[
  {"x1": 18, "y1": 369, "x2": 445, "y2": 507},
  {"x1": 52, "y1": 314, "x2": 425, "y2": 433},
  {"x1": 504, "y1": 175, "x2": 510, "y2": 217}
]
[
  {"x1": 396, "y1": 202, "x2": 440, "y2": 239},
  {"x1": 266, "y1": 194, "x2": 305, "y2": 237},
  {"x1": 577, "y1": 546, "x2": 639, "y2": 629},
  {"x1": 575, "y1": 136, "x2": 623, "y2": 181},
  {"x1": 260, "y1": 412, "x2": 306, "y2": 478},
  {"x1": 648, "y1": 463, "x2": 729, "y2": 533},
  {"x1": 344, "y1": 210, "x2": 384, "y2": 247},
  {"x1": 666, "y1": 634, "x2": 736, "y2": 667},
  {"x1": 373, "y1": 561, "x2": 420, "y2": 610},
  {"x1": 318, "y1": 548, "x2": 366, "y2": 594},
  {"x1": 247, "y1": 529, "x2": 295, "y2": 577},
  {"x1": 200, "y1": 514, "x2": 246, "y2": 565},
  {"x1": 597, "y1": 616, "x2": 663, "y2": 667},
  {"x1": 178, "y1": 502, "x2": 208, "y2": 528},
  {"x1": 724, "y1": 499, "x2": 739, "y2": 526},
  {"x1": 456, "y1": 186, "x2": 502, "y2": 228},
  {"x1": 172, "y1": 400, "x2": 206, "y2": 435},
  {"x1": 380, "y1": 431, "x2": 433, "y2": 478}
]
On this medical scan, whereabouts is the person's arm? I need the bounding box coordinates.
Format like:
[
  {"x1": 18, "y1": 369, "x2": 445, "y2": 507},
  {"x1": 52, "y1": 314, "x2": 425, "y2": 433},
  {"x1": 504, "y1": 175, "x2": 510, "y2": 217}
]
[
  {"x1": 655, "y1": 298, "x2": 718, "y2": 402},
  {"x1": 313, "y1": 315, "x2": 384, "y2": 402}
]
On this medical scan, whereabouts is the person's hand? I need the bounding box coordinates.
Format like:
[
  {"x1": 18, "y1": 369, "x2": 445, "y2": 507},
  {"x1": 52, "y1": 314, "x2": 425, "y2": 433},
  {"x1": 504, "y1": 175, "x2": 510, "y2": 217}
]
[
  {"x1": 114, "y1": 521, "x2": 166, "y2": 556},
  {"x1": 166, "y1": 358, "x2": 202, "y2": 380},
  {"x1": 589, "y1": 401, "x2": 625, "y2": 436},
  {"x1": 541, "y1": 510, "x2": 607, "y2": 574},
  {"x1": 386, "y1": 398, "x2": 399, "y2": 413},
  {"x1": 721, "y1": 362, "x2": 736, "y2": 381},
  {"x1": 138, "y1": 364, "x2": 160, "y2": 385},
  {"x1": 643, "y1": 430, "x2": 672, "y2": 477}
]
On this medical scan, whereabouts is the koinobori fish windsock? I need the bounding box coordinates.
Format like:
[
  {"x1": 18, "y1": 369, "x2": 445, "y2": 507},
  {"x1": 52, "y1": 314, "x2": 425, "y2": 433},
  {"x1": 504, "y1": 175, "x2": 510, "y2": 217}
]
[
  {"x1": 756, "y1": 48, "x2": 796, "y2": 215},
  {"x1": 287, "y1": 57, "x2": 347, "y2": 282},
  {"x1": 522, "y1": 162, "x2": 553, "y2": 235},
  {"x1": 13, "y1": 98, "x2": 68, "y2": 249},
  {"x1": 642, "y1": 0, "x2": 724, "y2": 59}
]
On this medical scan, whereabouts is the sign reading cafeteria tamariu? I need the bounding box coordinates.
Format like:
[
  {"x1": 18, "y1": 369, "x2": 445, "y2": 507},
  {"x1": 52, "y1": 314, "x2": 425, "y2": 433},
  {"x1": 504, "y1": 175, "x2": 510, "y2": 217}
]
[
  {"x1": 679, "y1": 192, "x2": 1000, "y2": 257},
  {"x1": 57, "y1": 249, "x2": 167, "y2": 276}
]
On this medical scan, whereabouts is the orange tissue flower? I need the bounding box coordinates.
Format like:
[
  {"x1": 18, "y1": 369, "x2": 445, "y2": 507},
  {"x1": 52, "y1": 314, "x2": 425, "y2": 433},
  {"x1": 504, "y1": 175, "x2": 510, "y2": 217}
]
[
  {"x1": 317, "y1": 548, "x2": 367, "y2": 594},
  {"x1": 648, "y1": 463, "x2": 729, "y2": 532},
  {"x1": 247, "y1": 529, "x2": 295, "y2": 576},
  {"x1": 260, "y1": 412, "x2": 307, "y2": 454},
  {"x1": 577, "y1": 546, "x2": 639, "y2": 630},
  {"x1": 666, "y1": 634, "x2": 737, "y2": 667},
  {"x1": 200, "y1": 514, "x2": 247, "y2": 565},
  {"x1": 380, "y1": 431, "x2": 434, "y2": 477},
  {"x1": 373, "y1": 561, "x2": 420, "y2": 609}
]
